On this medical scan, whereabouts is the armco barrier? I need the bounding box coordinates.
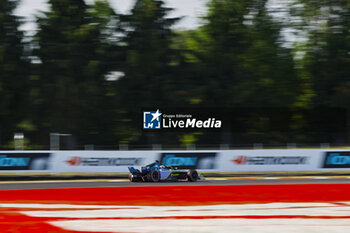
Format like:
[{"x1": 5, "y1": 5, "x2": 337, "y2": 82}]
[{"x1": 0, "y1": 149, "x2": 350, "y2": 174}]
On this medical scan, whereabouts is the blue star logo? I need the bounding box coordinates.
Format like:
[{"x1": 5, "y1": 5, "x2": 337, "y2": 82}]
[{"x1": 143, "y1": 110, "x2": 162, "y2": 129}]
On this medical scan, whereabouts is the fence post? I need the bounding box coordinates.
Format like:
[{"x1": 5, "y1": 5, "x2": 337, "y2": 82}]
[
  {"x1": 84, "y1": 145, "x2": 94, "y2": 150},
  {"x1": 287, "y1": 143, "x2": 297, "y2": 149},
  {"x1": 50, "y1": 133, "x2": 71, "y2": 150},
  {"x1": 220, "y1": 144, "x2": 229, "y2": 150},
  {"x1": 186, "y1": 144, "x2": 195, "y2": 150},
  {"x1": 119, "y1": 144, "x2": 128, "y2": 150},
  {"x1": 14, "y1": 133, "x2": 24, "y2": 150},
  {"x1": 152, "y1": 144, "x2": 161, "y2": 150}
]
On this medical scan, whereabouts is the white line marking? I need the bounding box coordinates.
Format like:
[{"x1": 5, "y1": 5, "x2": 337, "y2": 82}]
[
  {"x1": 50, "y1": 219, "x2": 350, "y2": 233},
  {"x1": 19, "y1": 203, "x2": 350, "y2": 218},
  {"x1": 4, "y1": 203, "x2": 350, "y2": 233}
]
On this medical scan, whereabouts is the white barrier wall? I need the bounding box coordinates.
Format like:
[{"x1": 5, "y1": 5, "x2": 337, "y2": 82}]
[{"x1": 0, "y1": 149, "x2": 349, "y2": 173}]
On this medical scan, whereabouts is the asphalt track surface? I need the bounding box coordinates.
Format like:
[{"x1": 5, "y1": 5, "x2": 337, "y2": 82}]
[{"x1": 1, "y1": 178, "x2": 350, "y2": 190}]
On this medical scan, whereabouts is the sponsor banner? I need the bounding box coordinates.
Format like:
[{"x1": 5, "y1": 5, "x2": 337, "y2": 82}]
[
  {"x1": 233, "y1": 156, "x2": 308, "y2": 165},
  {"x1": 160, "y1": 152, "x2": 217, "y2": 169},
  {"x1": 219, "y1": 150, "x2": 321, "y2": 172},
  {"x1": 323, "y1": 151, "x2": 350, "y2": 168},
  {"x1": 0, "y1": 152, "x2": 51, "y2": 171},
  {"x1": 65, "y1": 156, "x2": 143, "y2": 167},
  {"x1": 51, "y1": 151, "x2": 158, "y2": 173}
]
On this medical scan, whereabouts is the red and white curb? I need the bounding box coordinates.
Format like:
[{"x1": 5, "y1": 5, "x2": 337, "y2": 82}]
[
  {"x1": 2, "y1": 184, "x2": 350, "y2": 232},
  {"x1": 2, "y1": 202, "x2": 350, "y2": 232}
]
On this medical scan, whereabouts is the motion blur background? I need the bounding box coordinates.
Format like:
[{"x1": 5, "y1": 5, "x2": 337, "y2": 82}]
[{"x1": 0, "y1": 0, "x2": 349, "y2": 150}]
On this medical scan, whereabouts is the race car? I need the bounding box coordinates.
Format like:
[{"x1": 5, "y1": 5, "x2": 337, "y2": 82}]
[{"x1": 128, "y1": 160, "x2": 199, "y2": 182}]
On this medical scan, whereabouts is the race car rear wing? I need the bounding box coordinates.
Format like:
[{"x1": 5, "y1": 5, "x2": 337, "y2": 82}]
[{"x1": 128, "y1": 167, "x2": 139, "y2": 174}]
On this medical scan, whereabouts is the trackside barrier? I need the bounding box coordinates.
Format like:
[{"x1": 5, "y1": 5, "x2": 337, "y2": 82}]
[{"x1": 0, "y1": 149, "x2": 349, "y2": 174}]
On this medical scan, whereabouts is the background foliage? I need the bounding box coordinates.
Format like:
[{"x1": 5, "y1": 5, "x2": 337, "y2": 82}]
[{"x1": 0, "y1": 0, "x2": 349, "y2": 148}]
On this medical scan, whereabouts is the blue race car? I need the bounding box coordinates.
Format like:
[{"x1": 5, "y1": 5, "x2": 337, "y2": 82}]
[{"x1": 128, "y1": 160, "x2": 199, "y2": 182}]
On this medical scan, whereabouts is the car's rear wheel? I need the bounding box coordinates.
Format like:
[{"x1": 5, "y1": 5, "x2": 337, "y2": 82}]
[
  {"x1": 129, "y1": 173, "x2": 138, "y2": 182},
  {"x1": 187, "y1": 169, "x2": 199, "y2": 182},
  {"x1": 147, "y1": 170, "x2": 160, "y2": 182}
]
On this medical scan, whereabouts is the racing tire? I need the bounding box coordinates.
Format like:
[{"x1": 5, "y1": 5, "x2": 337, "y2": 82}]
[
  {"x1": 187, "y1": 169, "x2": 199, "y2": 182},
  {"x1": 147, "y1": 170, "x2": 160, "y2": 182}
]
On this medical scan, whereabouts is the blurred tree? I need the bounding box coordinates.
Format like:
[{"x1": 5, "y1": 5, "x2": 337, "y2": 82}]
[
  {"x1": 292, "y1": 0, "x2": 350, "y2": 143},
  {"x1": 301, "y1": 0, "x2": 350, "y2": 107},
  {"x1": 115, "y1": 0, "x2": 180, "y2": 144},
  {"x1": 0, "y1": 0, "x2": 29, "y2": 147},
  {"x1": 118, "y1": 0, "x2": 180, "y2": 106},
  {"x1": 194, "y1": 0, "x2": 252, "y2": 107},
  {"x1": 190, "y1": 0, "x2": 299, "y2": 107},
  {"x1": 33, "y1": 0, "x2": 118, "y2": 147},
  {"x1": 179, "y1": 0, "x2": 300, "y2": 144}
]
